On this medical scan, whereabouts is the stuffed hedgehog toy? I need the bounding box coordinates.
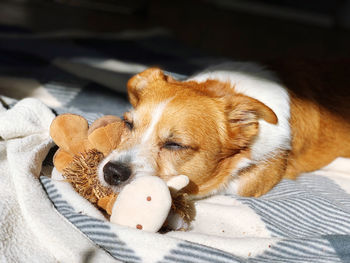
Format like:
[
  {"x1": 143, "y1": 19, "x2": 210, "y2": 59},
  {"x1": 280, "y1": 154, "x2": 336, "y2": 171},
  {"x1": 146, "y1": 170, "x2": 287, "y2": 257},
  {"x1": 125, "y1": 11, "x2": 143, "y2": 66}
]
[{"x1": 50, "y1": 114, "x2": 193, "y2": 232}]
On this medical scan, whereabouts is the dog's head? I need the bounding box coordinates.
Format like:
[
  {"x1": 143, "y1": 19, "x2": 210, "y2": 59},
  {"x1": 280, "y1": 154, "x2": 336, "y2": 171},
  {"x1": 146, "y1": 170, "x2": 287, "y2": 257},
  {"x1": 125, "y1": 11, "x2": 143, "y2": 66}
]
[{"x1": 98, "y1": 68, "x2": 277, "y2": 197}]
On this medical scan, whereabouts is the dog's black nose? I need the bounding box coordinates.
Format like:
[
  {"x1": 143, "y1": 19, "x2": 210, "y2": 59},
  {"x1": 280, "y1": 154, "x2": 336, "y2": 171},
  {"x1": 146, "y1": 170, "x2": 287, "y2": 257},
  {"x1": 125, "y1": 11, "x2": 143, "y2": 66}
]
[{"x1": 103, "y1": 161, "x2": 131, "y2": 186}]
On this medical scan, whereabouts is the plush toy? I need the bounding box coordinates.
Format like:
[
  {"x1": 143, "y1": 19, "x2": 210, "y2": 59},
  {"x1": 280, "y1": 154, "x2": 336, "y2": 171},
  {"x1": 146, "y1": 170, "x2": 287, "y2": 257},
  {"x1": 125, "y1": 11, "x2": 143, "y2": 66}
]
[
  {"x1": 111, "y1": 174, "x2": 190, "y2": 231},
  {"x1": 50, "y1": 114, "x2": 123, "y2": 214},
  {"x1": 50, "y1": 114, "x2": 193, "y2": 232}
]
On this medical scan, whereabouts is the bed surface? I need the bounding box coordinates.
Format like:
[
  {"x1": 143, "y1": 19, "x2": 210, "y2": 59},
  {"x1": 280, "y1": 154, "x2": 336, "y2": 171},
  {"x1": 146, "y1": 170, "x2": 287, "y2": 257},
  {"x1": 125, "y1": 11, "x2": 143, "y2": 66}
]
[{"x1": 1, "y1": 26, "x2": 350, "y2": 263}]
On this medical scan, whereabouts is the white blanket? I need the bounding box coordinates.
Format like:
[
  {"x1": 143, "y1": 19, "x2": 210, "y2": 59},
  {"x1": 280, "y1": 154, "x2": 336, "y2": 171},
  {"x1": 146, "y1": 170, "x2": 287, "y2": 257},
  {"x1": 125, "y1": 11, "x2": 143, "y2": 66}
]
[
  {"x1": 2, "y1": 98, "x2": 350, "y2": 263},
  {"x1": 0, "y1": 99, "x2": 118, "y2": 262}
]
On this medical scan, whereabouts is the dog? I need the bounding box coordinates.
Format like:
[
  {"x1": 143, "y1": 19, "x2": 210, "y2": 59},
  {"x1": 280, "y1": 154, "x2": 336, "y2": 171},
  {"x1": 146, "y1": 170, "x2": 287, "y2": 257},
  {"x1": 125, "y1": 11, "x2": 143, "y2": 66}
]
[{"x1": 98, "y1": 61, "x2": 350, "y2": 201}]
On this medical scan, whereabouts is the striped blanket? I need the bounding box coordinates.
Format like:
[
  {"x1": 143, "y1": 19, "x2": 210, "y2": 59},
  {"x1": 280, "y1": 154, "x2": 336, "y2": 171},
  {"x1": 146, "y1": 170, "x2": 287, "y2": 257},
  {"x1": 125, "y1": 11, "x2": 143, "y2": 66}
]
[{"x1": 1, "y1": 26, "x2": 350, "y2": 262}]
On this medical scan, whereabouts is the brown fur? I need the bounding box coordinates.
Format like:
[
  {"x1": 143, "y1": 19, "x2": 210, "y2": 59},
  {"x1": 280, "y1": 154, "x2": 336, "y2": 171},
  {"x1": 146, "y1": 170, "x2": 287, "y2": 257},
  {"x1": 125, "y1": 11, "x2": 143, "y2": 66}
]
[
  {"x1": 272, "y1": 60, "x2": 350, "y2": 179},
  {"x1": 237, "y1": 150, "x2": 289, "y2": 197}
]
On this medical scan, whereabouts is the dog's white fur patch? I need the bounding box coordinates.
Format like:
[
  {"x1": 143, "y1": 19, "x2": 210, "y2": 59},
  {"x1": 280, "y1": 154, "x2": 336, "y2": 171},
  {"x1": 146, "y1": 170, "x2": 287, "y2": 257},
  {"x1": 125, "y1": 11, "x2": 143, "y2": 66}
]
[
  {"x1": 189, "y1": 62, "x2": 291, "y2": 162},
  {"x1": 141, "y1": 99, "x2": 172, "y2": 143}
]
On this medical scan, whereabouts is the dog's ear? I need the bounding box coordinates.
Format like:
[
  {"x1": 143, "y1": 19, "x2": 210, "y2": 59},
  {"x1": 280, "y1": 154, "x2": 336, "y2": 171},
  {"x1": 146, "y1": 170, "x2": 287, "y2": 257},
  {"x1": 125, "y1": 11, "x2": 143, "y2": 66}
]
[
  {"x1": 127, "y1": 68, "x2": 166, "y2": 107},
  {"x1": 198, "y1": 80, "x2": 275, "y2": 124},
  {"x1": 223, "y1": 94, "x2": 278, "y2": 149}
]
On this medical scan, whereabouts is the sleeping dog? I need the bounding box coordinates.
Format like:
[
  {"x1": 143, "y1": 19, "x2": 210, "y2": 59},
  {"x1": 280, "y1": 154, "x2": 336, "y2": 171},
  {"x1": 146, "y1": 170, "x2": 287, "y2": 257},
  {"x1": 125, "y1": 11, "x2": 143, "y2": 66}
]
[{"x1": 98, "y1": 62, "x2": 350, "y2": 200}]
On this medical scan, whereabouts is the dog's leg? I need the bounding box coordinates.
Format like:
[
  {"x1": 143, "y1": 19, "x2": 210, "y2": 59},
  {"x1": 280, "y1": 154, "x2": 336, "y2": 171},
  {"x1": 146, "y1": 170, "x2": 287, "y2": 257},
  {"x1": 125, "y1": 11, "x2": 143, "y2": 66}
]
[
  {"x1": 283, "y1": 132, "x2": 350, "y2": 180},
  {"x1": 284, "y1": 150, "x2": 349, "y2": 180},
  {"x1": 237, "y1": 151, "x2": 289, "y2": 197}
]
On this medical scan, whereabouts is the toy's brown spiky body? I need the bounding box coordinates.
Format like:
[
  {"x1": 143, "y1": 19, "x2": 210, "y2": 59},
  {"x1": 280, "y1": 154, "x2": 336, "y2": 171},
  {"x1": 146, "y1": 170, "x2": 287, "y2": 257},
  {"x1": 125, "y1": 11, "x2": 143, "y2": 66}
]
[
  {"x1": 63, "y1": 149, "x2": 113, "y2": 204},
  {"x1": 171, "y1": 192, "x2": 194, "y2": 225}
]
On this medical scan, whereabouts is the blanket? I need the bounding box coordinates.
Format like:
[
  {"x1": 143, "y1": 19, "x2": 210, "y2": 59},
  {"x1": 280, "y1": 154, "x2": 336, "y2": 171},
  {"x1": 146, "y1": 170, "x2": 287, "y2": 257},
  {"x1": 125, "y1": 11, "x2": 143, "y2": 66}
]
[
  {"x1": 0, "y1": 99, "x2": 118, "y2": 262},
  {"x1": 1, "y1": 27, "x2": 350, "y2": 263}
]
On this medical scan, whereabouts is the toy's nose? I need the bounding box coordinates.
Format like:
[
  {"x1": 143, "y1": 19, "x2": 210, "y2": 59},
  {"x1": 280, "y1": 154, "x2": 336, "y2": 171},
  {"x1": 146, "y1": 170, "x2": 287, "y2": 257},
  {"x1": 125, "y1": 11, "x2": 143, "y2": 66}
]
[{"x1": 103, "y1": 161, "x2": 131, "y2": 186}]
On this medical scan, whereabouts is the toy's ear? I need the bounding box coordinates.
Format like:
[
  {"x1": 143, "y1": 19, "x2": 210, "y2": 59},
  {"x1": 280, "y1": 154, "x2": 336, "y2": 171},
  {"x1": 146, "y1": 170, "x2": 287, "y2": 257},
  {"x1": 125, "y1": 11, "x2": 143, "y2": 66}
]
[
  {"x1": 50, "y1": 114, "x2": 92, "y2": 154},
  {"x1": 88, "y1": 115, "x2": 124, "y2": 156},
  {"x1": 88, "y1": 115, "x2": 121, "y2": 135},
  {"x1": 166, "y1": 175, "x2": 190, "y2": 192},
  {"x1": 127, "y1": 68, "x2": 166, "y2": 107},
  {"x1": 53, "y1": 148, "x2": 74, "y2": 173}
]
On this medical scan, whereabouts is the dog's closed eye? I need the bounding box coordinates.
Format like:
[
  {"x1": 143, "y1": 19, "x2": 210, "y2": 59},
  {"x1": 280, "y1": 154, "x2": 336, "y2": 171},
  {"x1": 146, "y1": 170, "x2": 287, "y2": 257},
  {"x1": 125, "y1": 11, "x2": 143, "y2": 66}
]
[
  {"x1": 124, "y1": 120, "x2": 134, "y2": 130},
  {"x1": 122, "y1": 113, "x2": 134, "y2": 130},
  {"x1": 163, "y1": 141, "x2": 187, "y2": 150}
]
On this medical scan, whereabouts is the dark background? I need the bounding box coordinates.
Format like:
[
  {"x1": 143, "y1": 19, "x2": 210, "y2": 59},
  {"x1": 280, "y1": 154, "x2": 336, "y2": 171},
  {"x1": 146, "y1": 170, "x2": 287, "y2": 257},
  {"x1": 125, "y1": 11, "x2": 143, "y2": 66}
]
[{"x1": 0, "y1": 0, "x2": 349, "y2": 62}]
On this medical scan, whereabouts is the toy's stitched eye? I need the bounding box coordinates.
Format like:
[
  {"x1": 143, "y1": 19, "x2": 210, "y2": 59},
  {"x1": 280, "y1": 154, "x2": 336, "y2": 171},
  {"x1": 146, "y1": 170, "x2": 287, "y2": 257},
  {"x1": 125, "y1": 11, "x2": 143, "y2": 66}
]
[{"x1": 163, "y1": 141, "x2": 186, "y2": 150}]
